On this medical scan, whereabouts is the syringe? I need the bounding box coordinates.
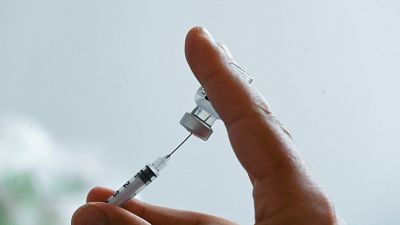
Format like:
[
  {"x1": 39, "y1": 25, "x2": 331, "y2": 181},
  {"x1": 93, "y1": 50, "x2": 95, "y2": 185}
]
[{"x1": 106, "y1": 133, "x2": 192, "y2": 206}]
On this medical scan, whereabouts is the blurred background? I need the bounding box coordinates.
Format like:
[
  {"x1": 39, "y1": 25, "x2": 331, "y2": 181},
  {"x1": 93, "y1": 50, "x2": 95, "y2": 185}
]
[{"x1": 1, "y1": 1, "x2": 399, "y2": 224}]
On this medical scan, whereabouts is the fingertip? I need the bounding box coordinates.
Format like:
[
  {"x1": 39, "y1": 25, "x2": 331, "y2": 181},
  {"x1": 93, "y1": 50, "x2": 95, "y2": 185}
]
[
  {"x1": 184, "y1": 26, "x2": 214, "y2": 68},
  {"x1": 185, "y1": 26, "x2": 214, "y2": 49},
  {"x1": 86, "y1": 186, "x2": 103, "y2": 202},
  {"x1": 86, "y1": 186, "x2": 113, "y2": 203},
  {"x1": 184, "y1": 26, "x2": 232, "y2": 63},
  {"x1": 184, "y1": 26, "x2": 234, "y2": 88}
]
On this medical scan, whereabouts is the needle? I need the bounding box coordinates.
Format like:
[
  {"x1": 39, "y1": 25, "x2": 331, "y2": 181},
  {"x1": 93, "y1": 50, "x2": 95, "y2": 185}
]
[{"x1": 167, "y1": 133, "x2": 192, "y2": 158}]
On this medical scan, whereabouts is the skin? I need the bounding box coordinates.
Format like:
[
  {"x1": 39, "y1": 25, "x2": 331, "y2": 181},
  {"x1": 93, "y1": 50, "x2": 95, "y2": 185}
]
[{"x1": 71, "y1": 26, "x2": 338, "y2": 225}]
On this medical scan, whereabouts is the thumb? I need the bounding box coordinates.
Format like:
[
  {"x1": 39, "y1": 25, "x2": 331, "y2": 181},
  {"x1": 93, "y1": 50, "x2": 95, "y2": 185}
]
[{"x1": 71, "y1": 202, "x2": 149, "y2": 225}]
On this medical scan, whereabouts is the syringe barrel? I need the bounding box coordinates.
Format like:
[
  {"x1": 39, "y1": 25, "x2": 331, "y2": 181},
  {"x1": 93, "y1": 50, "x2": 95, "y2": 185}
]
[{"x1": 106, "y1": 165, "x2": 158, "y2": 206}]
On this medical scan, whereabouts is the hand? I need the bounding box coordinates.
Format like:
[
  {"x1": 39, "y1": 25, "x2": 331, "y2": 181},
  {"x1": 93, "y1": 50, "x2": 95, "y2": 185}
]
[{"x1": 72, "y1": 27, "x2": 337, "y2": 225}]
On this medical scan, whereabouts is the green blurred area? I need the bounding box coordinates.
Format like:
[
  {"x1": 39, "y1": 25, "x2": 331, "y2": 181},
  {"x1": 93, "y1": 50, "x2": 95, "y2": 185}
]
[{"x1": 0, "y1": 171, "x2": 87, "y2": 225}]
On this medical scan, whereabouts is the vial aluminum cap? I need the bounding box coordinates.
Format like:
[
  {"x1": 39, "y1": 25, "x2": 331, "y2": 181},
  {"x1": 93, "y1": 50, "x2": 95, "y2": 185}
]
[{"x1": 180, "y1": 112, "x2": 213, "y2": 141}]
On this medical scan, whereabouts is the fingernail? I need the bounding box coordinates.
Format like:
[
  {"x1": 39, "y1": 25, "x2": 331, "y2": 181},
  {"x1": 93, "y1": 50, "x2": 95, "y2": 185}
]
[
  {"x1": 217, "y1": 43, "x2": 234, "y2": 59},
  {"x1": 196, "y1": 27, "x2": 233, "y2": 60},
  {"x1": 72, "y1": 204, "x2": 108, "y2": 225},
  {"x1": 198, "y1": 26, "x2": 216, "y2": 42}
]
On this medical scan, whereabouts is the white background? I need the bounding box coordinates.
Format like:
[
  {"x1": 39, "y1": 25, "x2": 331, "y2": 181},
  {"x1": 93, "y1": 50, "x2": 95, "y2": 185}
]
[{"x1": 1, "y1": 1, "x2": 400, "y2": 224}]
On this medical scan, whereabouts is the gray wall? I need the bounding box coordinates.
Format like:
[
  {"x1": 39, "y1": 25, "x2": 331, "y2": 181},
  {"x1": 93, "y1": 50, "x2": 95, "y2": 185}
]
[{"x1": 1, "y1": 1, "x2": 399, "y2": 225}]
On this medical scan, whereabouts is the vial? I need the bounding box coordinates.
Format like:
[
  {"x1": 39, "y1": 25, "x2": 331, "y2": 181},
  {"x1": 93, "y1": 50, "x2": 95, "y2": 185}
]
[{"x1": 180, "y1": 63, "x2": 253, "y2": 141}]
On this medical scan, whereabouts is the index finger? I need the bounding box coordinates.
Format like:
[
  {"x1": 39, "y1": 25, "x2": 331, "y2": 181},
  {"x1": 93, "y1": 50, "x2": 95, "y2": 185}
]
[
  {"x1": 185, "y1": 27, "x2": 272, "y2": 127},
  {"x1": 185, "y1": 27, "x2": 298, "y2": 182},
  {"x1": 86, "y1": 187, "x2": 236, "y2": 225}
]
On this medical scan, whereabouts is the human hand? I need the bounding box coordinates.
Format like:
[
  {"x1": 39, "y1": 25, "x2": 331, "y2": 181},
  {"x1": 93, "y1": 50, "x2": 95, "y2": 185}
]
[{"x1": 72, "y1": 27, "x2": 337, "y2": 225}]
